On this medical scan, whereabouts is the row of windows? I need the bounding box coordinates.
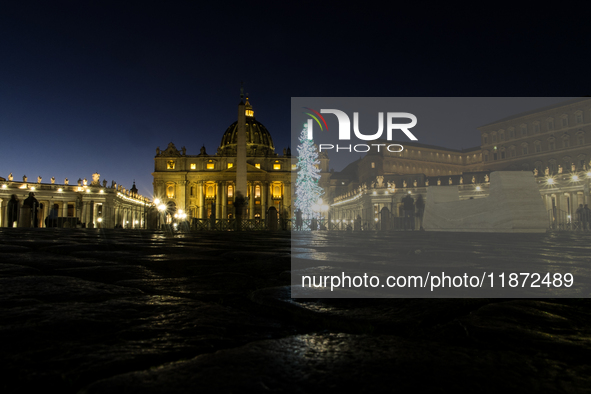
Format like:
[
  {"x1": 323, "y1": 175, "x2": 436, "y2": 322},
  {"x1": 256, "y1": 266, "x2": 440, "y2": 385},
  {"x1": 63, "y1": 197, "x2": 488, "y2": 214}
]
[
  {"x1": 393, "y1": 150, "x2": 475, "y2": 163},
  {"x1": 166, "y1": 184, "x2": 283, "y2": 199},
  {"x1": 482, "y1": 113, "x2": 587, "y2": 145},
  {"x1": 166, "y1": 160, "x2": 282, "y2": 170},
  {"x1": 484, "y1": 134, "x2": 586, "y2": 161}
]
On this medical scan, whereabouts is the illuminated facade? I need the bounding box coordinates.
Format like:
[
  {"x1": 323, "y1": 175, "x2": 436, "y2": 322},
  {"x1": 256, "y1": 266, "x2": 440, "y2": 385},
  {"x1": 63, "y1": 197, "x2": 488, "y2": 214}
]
[
  {"x1": 152, "y1": 97, "x2": 299, "y2": 221},
  {"x1": 328, "y1": 98, "x2": 591, "y2": 229},
  {"x1": 0, "y1": 175, "x2": 150, "y2": 228}
]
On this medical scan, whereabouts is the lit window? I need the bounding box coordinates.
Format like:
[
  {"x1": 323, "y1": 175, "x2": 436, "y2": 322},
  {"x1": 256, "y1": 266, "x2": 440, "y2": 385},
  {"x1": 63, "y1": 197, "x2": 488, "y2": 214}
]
[
  {"x1": 167, "y1": 185, "x2": 174, "y2": 198},
  {"x1": 167, "y1": 160, "x2": 175, "y2": 169},
  {"x1": 190, "y1": 163, "x2": 196, "y2": 169},
  {"x1": 291, "y1": 164, "x2": 297, "y2": 170},
  {"x1": 206, "y1": 185, "x2": 214, "y2": 198},
  {"x1": 255, "y1": 163, "x2": 260, "y2": 169},
  {"x1": 227, "y1": 163, "x2": 233, "y2": 169},
  {"x1": 207, "y1": 163, "x2": 214, "y2": 170},
  {"x1": 371, "y1": 162, "x2": 375, "y2": 168},
  {"x1": 245, "y1": 110, "x2": 254, "y2": 117},
  {"x1": 255, "y1": 185, "x2": 260, "y2": 197},
  {"x1": 228, "y1": 185, "x2": 234, "y2": 198},
  {"x1": 273, "y1": 163, "x2": 281, "y2": 170}
]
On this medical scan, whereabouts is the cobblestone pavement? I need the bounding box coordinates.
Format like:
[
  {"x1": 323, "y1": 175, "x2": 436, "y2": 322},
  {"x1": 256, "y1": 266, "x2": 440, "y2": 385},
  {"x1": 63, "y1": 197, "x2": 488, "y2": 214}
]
[{"x1": 1, "y1": 229, "x2": 590, "y2": 393}]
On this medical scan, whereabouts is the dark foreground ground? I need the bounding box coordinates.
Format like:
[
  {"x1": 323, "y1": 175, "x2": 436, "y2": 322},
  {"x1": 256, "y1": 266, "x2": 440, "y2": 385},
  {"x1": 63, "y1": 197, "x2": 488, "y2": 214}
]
[{"x1": 1, "y1": 229, "x2": 590, "y2": 393}]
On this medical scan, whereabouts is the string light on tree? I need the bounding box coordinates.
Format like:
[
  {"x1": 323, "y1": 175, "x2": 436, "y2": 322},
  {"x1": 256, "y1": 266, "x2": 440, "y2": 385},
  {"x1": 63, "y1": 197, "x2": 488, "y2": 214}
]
[{"x1": 294, "y1": 123, "x2": 324, "y2": 225}]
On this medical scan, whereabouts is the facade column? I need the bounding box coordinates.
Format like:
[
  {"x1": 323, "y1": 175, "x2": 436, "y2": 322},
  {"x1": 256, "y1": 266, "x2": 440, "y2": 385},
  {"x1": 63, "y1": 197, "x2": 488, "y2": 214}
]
[
  {"x1": 62, "y1": 201, "x2": 68, "y2": 218},
  {"x1": 0, "y1": 198, "x2": 4, "y2": 227},
  {"x1": 284, "y1": 182, "x2": 291, "y2": 219},
  {"x1": 261, "y1": 181, "x2": 267, "y2": 219},
  {"x1": 216, "y1": 181, "x2": 222, "y2": 219},
  {"x1": 198, "y1": 181, "x2": 205, "y2": 219},
  {"x1": 249, "y1": 182, "x2": 254, "y2": 219},
  {"x1": 221, "y1": 181, "x2": 227, "y2": 219}
]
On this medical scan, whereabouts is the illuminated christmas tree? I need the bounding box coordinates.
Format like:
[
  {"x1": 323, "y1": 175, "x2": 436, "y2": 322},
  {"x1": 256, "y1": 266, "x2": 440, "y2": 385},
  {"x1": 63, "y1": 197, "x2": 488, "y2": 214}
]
[{"x1": 294, "y1": 123, "x2": 324, "y2": 224}]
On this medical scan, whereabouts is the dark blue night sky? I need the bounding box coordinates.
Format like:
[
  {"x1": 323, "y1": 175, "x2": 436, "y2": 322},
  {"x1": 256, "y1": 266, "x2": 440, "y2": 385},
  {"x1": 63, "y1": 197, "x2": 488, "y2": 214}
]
[{"x1": 0, "y1": 2, "x2": 587, "y2": 197}]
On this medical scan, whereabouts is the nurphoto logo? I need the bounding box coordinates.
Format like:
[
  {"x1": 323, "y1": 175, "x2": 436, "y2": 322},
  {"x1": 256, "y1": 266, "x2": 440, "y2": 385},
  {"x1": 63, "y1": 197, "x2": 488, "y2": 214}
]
[{"x1": 303, "y1": 108, "x2": 418, "y2": 153}]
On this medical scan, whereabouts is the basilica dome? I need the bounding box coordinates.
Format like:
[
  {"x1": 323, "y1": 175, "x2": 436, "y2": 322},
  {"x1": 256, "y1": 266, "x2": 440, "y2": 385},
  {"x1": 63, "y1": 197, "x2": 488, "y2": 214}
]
[{"x1": 218, "y1": 98, "x2": 275, "y2": 156}]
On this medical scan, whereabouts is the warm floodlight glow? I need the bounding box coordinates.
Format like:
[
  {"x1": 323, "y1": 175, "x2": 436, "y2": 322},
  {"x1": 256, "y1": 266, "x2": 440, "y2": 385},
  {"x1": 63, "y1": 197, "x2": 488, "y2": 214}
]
[
  {"x1": 154, "y1": 198, "x2": 160, "y2": 205},
  {"x1": 587, "y1": 172, "x2": 591, "y2": 178},
  {"x1": 158, "y1": 204, "x2": 166, "y2": 211},
  {"x1": 547, "y1": 178, "x2": 555, "y2": 185},
  {"x1": 58, "y1": 188, "x2": 63, "y2": 192},
  {"x1": 475, "y1": 186, "x2": 481, "y2": 191},
  {"x1": 100, "y1": 190, "x2": 104, "y2": 193},
  {"x1": 572, "y1": 175, "x2": 579, "y2": 181},
  {"x1": 97, "y1": 218, "x2": 103, "y2": 222},
  {"x1": 1, "y1": 184, "x2": 5, "y2": 189},
  {"x1": 86, "y1": 189, "x2": 91, "y2": 193}
]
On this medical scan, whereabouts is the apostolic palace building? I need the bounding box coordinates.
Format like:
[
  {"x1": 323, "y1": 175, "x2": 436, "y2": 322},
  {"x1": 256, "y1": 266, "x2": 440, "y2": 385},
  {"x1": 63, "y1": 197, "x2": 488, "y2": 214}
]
[{"x1": 328, "y1": 97, "x2": 591, "y2": 229}]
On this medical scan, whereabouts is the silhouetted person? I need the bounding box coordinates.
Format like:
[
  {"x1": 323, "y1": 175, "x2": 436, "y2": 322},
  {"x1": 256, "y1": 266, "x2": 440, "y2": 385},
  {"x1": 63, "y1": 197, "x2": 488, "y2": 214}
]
[
  {"x1": 584, "y1": 204, "x2": 591, "y2": 230},
  {"x1": 415, "y1": 194, "x2": 425, "y2": 231},
  {"x1": 295, "y1": 209, "x2": 303, "y2": 231},
  {"x1": 234, "y1": 191, "x2": 245, "y2": 231},
  {"x1": 576, "y1": 204, "x2": 584, "y2": 230},
  {"x1": 7, "y1": 194, "x2": 19, "y2": 227},
  {"x1": 402, "y1": 194, "x2": 415, "y2": 231},
  {"x1": 23, "y1": 192, "x2": 39, "y2": 227}
]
